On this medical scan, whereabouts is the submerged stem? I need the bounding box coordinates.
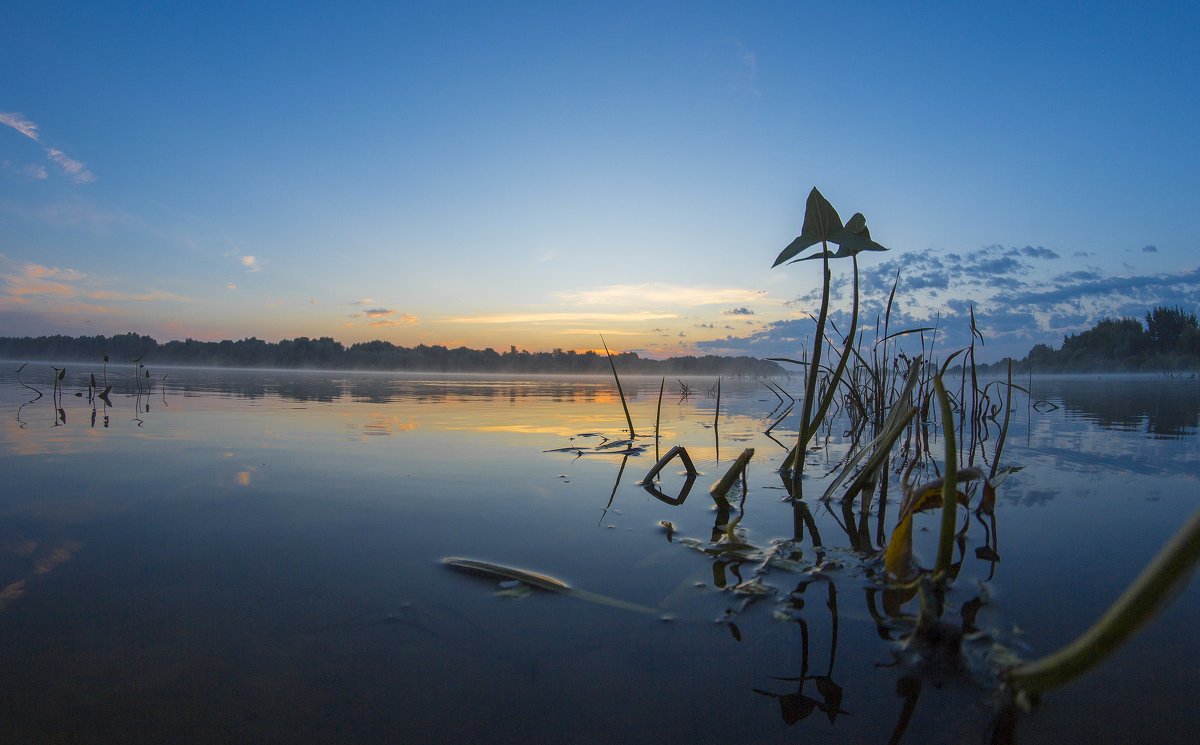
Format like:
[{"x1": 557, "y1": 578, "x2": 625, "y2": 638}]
[{"x1": 1007, "y1": 507, "x2": 1200, "y2": 697}]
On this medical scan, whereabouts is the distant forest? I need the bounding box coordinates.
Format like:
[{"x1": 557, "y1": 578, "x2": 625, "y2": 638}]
[
  {"x1": 982, "y1": 305, "x2": 1200, "y2": 373},
  {"x1": 0, "y1": 333, "x2": 784, "y2": 377}
]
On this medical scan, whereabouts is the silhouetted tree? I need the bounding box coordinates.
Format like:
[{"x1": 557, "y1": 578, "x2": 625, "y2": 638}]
[{"x1": 1146, "y1": 305, "x2": 1199, "y2": 353}]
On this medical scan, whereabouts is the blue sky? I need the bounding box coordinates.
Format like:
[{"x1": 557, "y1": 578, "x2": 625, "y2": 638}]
[{"x1": 2, "y1": 1, "x2": 1197, "y2": 363}]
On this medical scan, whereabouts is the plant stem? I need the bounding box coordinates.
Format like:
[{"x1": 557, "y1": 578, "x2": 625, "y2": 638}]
[
  {"x1": 1007, "y1": 507, "x2": 1200, "y2": 697},
  {"x1": 934, "y1": 375, "x2": 958, "y2": 576}
]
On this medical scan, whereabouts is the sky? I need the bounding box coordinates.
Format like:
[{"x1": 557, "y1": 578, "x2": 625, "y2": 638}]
[{"x1": 2, "y1": 1, "x2": 1198, "y2": 363}]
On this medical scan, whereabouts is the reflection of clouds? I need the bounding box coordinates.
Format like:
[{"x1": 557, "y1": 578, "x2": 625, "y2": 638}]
[
  {"x1": 0, "y1": 539, "x2": 81, "y2": 612},
  {"x1": 346, "y1": 414, "x2": 418, "y2": 441}
]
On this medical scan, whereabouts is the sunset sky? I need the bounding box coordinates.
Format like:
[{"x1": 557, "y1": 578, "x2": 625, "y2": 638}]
[{"x1": 2, "y1": 1, "x2": 1198, "y2": 363}]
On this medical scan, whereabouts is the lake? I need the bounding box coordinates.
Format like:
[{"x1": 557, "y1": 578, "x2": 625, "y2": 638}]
[{"x1": 1, "y1": 365, "x2": 1197, "y2": 744}]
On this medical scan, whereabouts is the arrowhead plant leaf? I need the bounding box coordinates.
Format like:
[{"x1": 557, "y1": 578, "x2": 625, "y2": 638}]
[
  {"x1": 773, "y1": 190, "x2": 888, "y2": 266},
  {"x1": 773, "y1": 188, "x2": 844, "y2": 266}
]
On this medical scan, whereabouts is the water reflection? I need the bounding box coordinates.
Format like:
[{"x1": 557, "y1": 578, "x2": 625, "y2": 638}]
[
  {"x1": 1031, "y1": 376, "x2": 1200, "y2": 438},
  {"x1": 1, "y1": 368, "x2": 1197, "y2": 744}
]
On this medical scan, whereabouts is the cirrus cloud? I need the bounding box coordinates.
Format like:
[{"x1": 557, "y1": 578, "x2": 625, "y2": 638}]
[{"x1": 0, "y1": 112, "x2": 95, "y2": 184}]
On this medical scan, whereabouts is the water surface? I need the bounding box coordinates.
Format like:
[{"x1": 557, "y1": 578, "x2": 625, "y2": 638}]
[{"x1": 1, "y1": 366, "x2": 1197, "y2": 743}]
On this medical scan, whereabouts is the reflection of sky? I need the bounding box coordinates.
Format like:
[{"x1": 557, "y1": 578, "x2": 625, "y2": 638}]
[{"x1": 1, "y1": 370, "x2": 1197, "y2": 743}]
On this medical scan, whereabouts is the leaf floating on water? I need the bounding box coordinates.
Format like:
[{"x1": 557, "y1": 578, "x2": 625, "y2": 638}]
[{"x1": 442, "y1": 557, "x2": 571, "y2": 593}]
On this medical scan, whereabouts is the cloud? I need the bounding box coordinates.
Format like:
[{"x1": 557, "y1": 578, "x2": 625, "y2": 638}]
[
  {"x1": 0, "y1": 112, "x2": 39, "y2": 140},
  {"x1": 239, "y1": 255, "x2": 261, "y2": 272},
  {"x1": 369, "y1": 313, "x2": 419, "y2": 328},
  {"x1": 87, "y1": 289, "x2": 190, "y2": 302},
  {"x1": 0, "y1": 112, "x2": 95, "y2": 183},
  {"x1": 344, "y1": 298, "x2": 375, "y2": 306},
  {"x1": 723, "y1": 307, "x2": 755, "y2": 316},
  {"x1": 1, "y1": 162, "x2": 48, "y2": 180},
  {"x1": 2, "y1": 264, "x2": 86, "y2": 298},
  {"x1": 227, "y1": 283, "x2": 237, "y2": 290},
  {"x1": 447, "y1": 310, "x2": 681, "y2": 324},
  {"x1": 693, "y1": 242, "x2": 1200, "y2": 363},
  {"x1": 734, "y1": 41, "x2": 761, "y2": 96},
  {"x1": 556, "y1": 283, "x2": 767, "y2": 308},
  {"x1": 1142, "y1": 244, "x2": 1158, "y2": 253},
  {"x1": 365, "y1": 308, "x2": 395, "y2": 317},
  {"x1": 1020, "y1": 246, "x2": 1059, "y2": 260},
  {"x1": 45, "y1": 149, "x2": 95, "y2": 184}
]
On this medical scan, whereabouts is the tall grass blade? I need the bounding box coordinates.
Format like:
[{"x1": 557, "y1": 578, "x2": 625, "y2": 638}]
[
  {"x1": 655, "y1": 377, "x2": 665, "y2": 461},
  {"x1": 601, "y1": 335, "x2": 636, "y2": 438}
]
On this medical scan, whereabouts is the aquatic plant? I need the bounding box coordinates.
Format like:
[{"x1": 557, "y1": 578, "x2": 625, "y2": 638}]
[
  {"x1": 771, "y1": 187, "x2": 887, "y2": 496},
  {"x1": 1005, "y1": 505, "x2": 1200, "y2": 701},
  {"x1": 600, "y1": 335, "x2": 636, "y2": 438}
]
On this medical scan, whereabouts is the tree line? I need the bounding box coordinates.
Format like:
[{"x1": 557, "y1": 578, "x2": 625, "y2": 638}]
[
  {"x1": 984, "y1": 305, "x2": 1200, "y2": 373},
  {"x1": 0, "y1": 332, "x2": 784, "y2": 377}
]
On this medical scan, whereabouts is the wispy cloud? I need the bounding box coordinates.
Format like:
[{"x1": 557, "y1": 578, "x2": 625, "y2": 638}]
[
  {"x1": 447, "y1": 310, "x2": 681, "y2": 324},
  {"x1": 1, "y1": 162, "x2": 48, "y2": 180},
  {"x1": 0, "y1": 112, "x2": 39, "y2": 140},
  {"x1": 555, "y1": 283, "x2": 766, "y2": 308},
  {"x1": 2, "y1": 264, "x2": 86, "y2": 298},
  {"x1": 370, "y1": 313, "x2": 419, "y2": 328},
  {"x1": 0, "y1": 111, "x2": 95, "y2": 183},
  {"x1": 45, "y1": 148, "x2": 95, "y2": 184},
  {"x1": 1, "y1": 261, "x2": 189, "y2": 313},
  {"x1": 239, "y1": 255, "x2": 261, "y2": 272},
  {"x1": 723, "y1": 306, "x2": 754, "y2": 316},
  {"x1": 365, "y1": 308, "x2": 395, "y2": 318},
  {"x1": 88, "y1": 289, "x2": 191, "y2": 302}
]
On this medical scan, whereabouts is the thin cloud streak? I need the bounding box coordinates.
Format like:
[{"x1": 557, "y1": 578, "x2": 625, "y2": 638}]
[
  {"x1": 0, "y1": 111, "x2": 95, "y2": 183},
  {"x1": 555, "y1": 283, "x2": 767, "y2": 308},
  {"x1": 446, "y1": 311, "x2": 682, "y2": 325},
  {"x1": 369, "y1": 314, "x2": 418, "y2": 328},
  {"x1": 0, "y1": 112, "x2": 39, "y2": 140}
]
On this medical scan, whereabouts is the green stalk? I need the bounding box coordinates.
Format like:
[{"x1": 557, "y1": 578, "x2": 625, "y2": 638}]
[
  {"x1": 1007, "y1": 507, "x2": 1200, "y2": 697},
  {"x1": 933, "y1": 375, "x2": 958, "y2": 576},
  {"x1": 806, "y1": 254, "x2": 861, "y2": 454},
  {"x1": 791, "y1": 243, "x2": 831, "y2": 487},
  {"x1": 654, "y1": 377, "x2": 665, "y2": 461}
]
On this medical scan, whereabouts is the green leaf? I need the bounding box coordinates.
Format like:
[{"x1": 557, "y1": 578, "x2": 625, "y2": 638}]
[
  {"x1": 844, "y1": 212, "x2": 867, "y2": 233},
  {"x1": 772, "y1": 188, "x2": 844, "y2": 266}
]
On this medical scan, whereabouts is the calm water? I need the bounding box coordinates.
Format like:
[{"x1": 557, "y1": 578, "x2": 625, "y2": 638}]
[{"x1": 1, "y1": 366, "x2": 1197, "y2": 744}]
